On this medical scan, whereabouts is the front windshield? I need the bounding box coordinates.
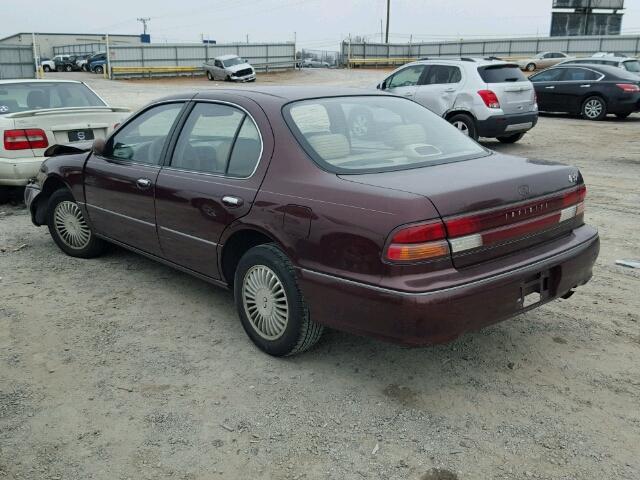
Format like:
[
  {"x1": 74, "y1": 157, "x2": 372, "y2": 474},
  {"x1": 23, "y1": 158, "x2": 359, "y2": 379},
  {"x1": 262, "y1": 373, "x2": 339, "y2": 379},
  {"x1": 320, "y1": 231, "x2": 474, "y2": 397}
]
[
  {"x1": 623, "y1": 60, "x2": 640, "y2": 73},
  {"x1": 0, "y1": 82, "x2": 106, "y2": 114},
  {"x1": 222, "y1": 57, "x2": 243, "y2": 67},
  {"x1": 284, "y1": 96, "x2": 488, "y2": 174}
]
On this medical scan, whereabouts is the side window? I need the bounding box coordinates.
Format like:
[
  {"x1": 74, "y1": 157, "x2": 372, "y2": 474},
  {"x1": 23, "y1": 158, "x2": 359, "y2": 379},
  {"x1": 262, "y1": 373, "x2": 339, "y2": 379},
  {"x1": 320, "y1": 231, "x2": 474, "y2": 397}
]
[
  {"x1": 108, "y1": 103, "x2": 182, "y2": 164},
  {"x1": 563, "y1": 68, "x2": 599, "y2": 81},
  {"x1": 543, "y1": 53, "x2": 554, "y2": 59},
  {"x1": 530, "y1": 68, "x2": 566, "y2": 82},
  {"x1": 422, "y1": 65, "x2": 462, "y2": 85},
  {"x1": 171, "y1": 103, "x2": 251, "y2": 175},
  {"x1": 214, "y1": 60, "x2": 223, "y2": 68},
  {"x1": 388, "y1": 65, "x2": 426, "y2": 88},
  {"x1": 227, "y1": 118, "x2": 261, "y2": 177}
]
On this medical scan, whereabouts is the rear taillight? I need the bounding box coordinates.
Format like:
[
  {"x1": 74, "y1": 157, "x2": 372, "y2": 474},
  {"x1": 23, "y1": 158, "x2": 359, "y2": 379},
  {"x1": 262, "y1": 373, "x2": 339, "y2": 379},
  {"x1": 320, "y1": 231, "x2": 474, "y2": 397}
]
[
  {"x1": 4, "y1": 129, "x2": 48, "y2": 150},
  {"x1": 616, "y1": 83, "x2": 640, "y2": 93},
  {"x1": 478, "y1": 90, "x2": 500, "y2": 109},
  {"x1": 385, "y1": 220, "x2": 449, "y2": 262}
]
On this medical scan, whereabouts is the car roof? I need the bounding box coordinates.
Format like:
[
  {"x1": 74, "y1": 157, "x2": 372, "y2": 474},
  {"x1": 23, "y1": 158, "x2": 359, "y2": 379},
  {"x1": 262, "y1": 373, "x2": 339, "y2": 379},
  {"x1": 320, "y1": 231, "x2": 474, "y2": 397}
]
[
  {"x1": 571, "y1": 56, "x2": 635, "y2": 63},
  {"x1": 413, "y1": 57, "x2": 512, "y2": 67},
  {"x1": 215, "y1": 54, "x2": 240, "y2": 60},
  {"x1": 0, "y1": 79, "x2": 82, "y2": 85},
  {"x1": 544, "y1": 63, "x2": 637, "y2": 78}
]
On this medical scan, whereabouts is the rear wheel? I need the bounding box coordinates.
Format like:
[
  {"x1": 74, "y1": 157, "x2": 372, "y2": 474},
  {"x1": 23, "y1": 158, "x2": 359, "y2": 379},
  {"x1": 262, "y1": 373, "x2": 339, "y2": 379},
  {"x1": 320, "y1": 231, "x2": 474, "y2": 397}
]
[
  {"x1": 234, "y1": 244, "x2": 324, "y2": 356},
  {"x1": 525, "y1": 63, "x2": 536, "y2": 72},
  {"x1": 448, "y1": 113, "x2": 478, "y2": 140},
  {"x1": 65, "y1": 64, "x2": 73, "y2": 72},
  {"x1": 43, "y1": 65, "x2": 51, "y2": 72},
  {"x1": 582, "y1": 96, "x2": 607, "y2": 121},
  {"x1": 206, "y1": 71, "x2": 214, "y2": 81},
  {"x1": 497, "y1": 132, "x2": 525, "y2": 144},
  {"x1": 46, "y1": 190, "x2": 106, "y2": 258}
]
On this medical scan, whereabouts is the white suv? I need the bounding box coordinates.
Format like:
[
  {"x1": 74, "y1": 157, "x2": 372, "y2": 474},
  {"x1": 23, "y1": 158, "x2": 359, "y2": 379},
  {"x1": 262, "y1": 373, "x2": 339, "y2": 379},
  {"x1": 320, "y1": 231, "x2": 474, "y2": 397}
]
[{"x1": 376, "y1": 58, "x2": 538, "y2": 143}]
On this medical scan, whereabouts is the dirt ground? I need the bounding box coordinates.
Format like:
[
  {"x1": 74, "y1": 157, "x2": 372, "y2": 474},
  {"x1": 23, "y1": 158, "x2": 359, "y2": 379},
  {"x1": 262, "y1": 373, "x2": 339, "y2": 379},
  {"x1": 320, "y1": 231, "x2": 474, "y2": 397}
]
[{"x1": 1, "y1": 70, "x2": 639, "y2": 480}]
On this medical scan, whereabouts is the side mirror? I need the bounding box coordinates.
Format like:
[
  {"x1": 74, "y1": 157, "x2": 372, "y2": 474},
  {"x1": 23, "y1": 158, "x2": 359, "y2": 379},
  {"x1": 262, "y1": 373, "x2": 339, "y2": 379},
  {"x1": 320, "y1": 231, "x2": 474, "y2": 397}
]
[
  {"x1": 378, "y1": 81, "x2": 387, "y2": 90},
  {"x1": 92, "y1": 138, "x2": 106, "y2": 156}
]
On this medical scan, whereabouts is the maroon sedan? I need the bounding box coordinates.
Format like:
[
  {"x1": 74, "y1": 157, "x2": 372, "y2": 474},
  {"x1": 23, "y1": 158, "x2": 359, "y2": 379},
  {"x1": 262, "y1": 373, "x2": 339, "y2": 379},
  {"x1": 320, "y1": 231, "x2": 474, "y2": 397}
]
[{"x1": 24, "y1": 87, "x2": 599, "y2": 356}]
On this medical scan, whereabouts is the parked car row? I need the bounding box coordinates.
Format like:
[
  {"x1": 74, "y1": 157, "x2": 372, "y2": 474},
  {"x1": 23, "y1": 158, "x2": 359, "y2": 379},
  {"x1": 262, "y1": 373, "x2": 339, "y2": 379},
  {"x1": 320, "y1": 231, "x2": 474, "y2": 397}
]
[{"x1": 38, "y1": 52, "x2": 108, "y2": 74}]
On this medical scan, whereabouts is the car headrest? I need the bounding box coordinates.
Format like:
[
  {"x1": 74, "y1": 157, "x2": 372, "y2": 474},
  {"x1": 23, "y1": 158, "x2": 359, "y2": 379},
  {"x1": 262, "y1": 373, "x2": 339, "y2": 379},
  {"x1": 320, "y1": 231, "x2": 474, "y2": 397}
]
[
  {"x1": 385, "y1": 124, "x2": 427, "y2": 149},
  {"x1": 26, "y1": 90, "x2": 49, "y2": 109},
  {"x1": 307, "y1": 133, "x2": 350, "y2": 160}
]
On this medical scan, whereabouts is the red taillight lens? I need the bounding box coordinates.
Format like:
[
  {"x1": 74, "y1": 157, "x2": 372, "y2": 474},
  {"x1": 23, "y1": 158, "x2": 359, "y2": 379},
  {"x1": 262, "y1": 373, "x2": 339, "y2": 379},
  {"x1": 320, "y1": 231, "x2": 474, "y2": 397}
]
[
  {"x1": 4, "y1": 129, "x2": 48, "y2": 150},
  {"x1": 386, "y1": 220, "x2": 449, "y2": 262},
  {"x1": 616, "y1": 83, "x2": 640, "y2": 93},
  {"x1": 478, "y1": 90, "x2": 500, "y2": 109}
]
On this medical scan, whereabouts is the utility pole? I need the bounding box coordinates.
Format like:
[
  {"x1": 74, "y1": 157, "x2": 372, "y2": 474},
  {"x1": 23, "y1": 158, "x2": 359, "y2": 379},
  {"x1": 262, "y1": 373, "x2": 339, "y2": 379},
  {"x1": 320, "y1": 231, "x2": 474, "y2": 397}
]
[
  {"x1": 246, "y1": 34, "x2": 249, "y2": 44},
  {"x1": 137, "y1": 17, "x2": 151, "y2": 35},
  {"x1": 385, "y1": 0, "x2": 390, "y2": 43},
  {"x1": 380, "y1": 19, "x2": 383, "y2": 43}
]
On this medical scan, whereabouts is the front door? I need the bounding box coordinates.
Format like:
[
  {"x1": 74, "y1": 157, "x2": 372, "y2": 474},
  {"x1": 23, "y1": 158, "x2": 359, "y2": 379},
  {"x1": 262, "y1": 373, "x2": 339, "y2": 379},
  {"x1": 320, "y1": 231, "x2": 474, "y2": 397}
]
[
  {"x1": 155, "y1": 101, "x2": 267, "y2": 278},
  {"x1": 84, "y1": 102, "x2": 185, "y2": 255},
  {"x1": 385, "y1": 64, "x2": 427, "y2": 101},
  {"x1": 530, "y1": 68, "x2": 567, "y2": 112}
]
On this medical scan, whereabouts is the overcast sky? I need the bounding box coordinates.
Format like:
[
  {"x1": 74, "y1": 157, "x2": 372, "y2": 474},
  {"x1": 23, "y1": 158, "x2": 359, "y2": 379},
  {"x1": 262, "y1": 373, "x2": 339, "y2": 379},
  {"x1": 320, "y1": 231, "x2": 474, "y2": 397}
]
[{"x1": 3, "y1": 0, "x2": 640, "y2": 49}]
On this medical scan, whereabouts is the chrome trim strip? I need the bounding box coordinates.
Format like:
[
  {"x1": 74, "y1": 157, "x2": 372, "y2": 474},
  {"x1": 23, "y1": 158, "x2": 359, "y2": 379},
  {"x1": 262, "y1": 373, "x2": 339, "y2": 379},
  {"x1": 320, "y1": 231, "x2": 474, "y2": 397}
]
[
  {"x1": 300, "y1": 232, "x2": 598, "y2": 297},
  {"x1": 85, "y1": 203, "x2": 155, "y2": 227},
  {"x1": 159, "y1": 226, "x2": 218, "y2": 247}
]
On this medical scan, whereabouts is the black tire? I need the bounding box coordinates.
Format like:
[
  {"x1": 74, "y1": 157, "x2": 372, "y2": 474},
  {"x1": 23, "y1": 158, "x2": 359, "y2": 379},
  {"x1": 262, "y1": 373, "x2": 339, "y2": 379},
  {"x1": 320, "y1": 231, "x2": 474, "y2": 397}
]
[
  {"x1": 581, "y1": 96, "x2": 607, "y2": 121},
  {"x1": 94, "y1": 66, "x2": 104, "y2": 74},
  {"x1": 206, "y1": 71, "x2": 214, "y2": 81},
  {"x1": 348, "y1": 107, "x2": 374, "y2": 139},
  {"x1": 46, "y1": 189, "x2": 106, "y2": 258},
  {"x1": 448, "y1": 113, "x2": 478, "y2": 140},
  {"x1": 497, "y1": 132, "x2": 525, "y2": 144},
  {"x1": 234, "y1": 244, "x2": 324, "y2": 356},
  {"x1": 65, "y1": 64, "x2": 73, "y2": 72},
  {"x1": 56, "y1": 65, "x2": 64, "y2": 72},
  {"x1": 615, "y1": 112, "x2": 631, "y2": 119},
  {"x1": 525, "y1": 63, "x2": 536, "y2": 72},
  {"x1": 43, "y1": 65, "x2": 51, "y2": 72},
  {"x1": 225, "y1": 75, "x2": 231, "y2": 82},
  {"x1": 0, "y1": 187, "x2": 11, "y2": 204}
]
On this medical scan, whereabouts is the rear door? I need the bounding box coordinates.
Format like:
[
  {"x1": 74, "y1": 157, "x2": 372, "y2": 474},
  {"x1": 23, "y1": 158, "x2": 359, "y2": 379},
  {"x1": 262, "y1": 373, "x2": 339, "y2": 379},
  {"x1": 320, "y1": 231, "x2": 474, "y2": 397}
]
[
  {"x1": 155, "y1": 99, "x2": 270, "y2": 279},
  {"x1": 413, "y1": 64, "x2": 462, "y2": 116},
  {"x1": 384, "y1": 64, "x2": 427, "y2": 101},
  {"x1": 84, "y1": 102, "x2": 185, "y2": 255},
  {"x1": 478, "y1": 64, "x2": 536, "y2": 115},
  {"x1": 553, "y1": 67, "x2": 603, "y2": 113}
]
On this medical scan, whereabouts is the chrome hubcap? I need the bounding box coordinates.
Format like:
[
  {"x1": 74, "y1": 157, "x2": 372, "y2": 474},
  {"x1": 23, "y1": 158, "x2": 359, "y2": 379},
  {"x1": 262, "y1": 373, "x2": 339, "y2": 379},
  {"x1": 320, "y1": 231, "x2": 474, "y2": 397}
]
[
  {"x1": 242, "y1": 265, "x2": 289, "y2": 340},
  {"x1": 584, "y1": 100, "x2": 603, "y2": 118},
  {"x1": 453, "y1": 120, "x2": 470, "y2": 135},
  {"x1": 54, "y1": 201, "x2": 91, "y2": 249},
  {"x1": 351, "y1": 115, "x2": 369, "y2": 137}
]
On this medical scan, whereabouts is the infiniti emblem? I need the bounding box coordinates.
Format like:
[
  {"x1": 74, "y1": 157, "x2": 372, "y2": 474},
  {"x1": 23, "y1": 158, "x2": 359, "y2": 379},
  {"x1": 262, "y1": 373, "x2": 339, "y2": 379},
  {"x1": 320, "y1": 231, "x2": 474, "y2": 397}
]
[
  {"x1": 568, "y1": 173, "x2": 579, "y2": 183},
  {"x1": 517, "y1": 185, "x2": 530, "y2": 197}
]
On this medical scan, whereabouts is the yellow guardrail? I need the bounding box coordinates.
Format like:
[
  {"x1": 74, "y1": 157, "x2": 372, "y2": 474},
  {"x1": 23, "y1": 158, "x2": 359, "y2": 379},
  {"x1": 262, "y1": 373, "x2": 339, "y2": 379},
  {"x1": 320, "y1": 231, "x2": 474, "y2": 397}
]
[{"x1": 110, "y1": 66, "x2": 204, "y2": 76}]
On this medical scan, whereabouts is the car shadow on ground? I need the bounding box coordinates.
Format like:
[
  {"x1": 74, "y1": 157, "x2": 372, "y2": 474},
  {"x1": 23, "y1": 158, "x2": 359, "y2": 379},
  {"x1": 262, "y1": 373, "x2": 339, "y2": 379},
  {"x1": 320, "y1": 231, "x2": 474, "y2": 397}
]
[{"x1": 537, "y1": 111, "x2": 640, "y2": 122}]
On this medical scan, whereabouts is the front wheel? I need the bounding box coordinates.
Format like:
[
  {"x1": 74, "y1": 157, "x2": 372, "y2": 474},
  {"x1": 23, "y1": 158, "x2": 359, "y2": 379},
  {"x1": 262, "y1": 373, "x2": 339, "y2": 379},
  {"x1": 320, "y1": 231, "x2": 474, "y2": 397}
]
[
  {"x1": 65, "y1": 64, "x2": 73, "y2": 72},
  {"x1": 525, "y1": 63, "x2": 536, "y2": 72},
  {"x1": 43, "y1": 65, "x2": 51, "y2": 72},
  {"x1": 94, "y1": 66, "x2": 104, "y2": 74},
  {"x1": 497, "y1": 132, "x2": 525, "y2": 144},
  {"x1": 234, "y1": 244, "x2": 324, "y2": 356},
  {"x1": 448, "y1": 113, "x2": 478, "y2": 140},
  {"x1": 582, "y1": 96, "x2": 607, "y2": 121},
  {"x1": 46, "y1": 189, "x2": 106, "y2": 258}
]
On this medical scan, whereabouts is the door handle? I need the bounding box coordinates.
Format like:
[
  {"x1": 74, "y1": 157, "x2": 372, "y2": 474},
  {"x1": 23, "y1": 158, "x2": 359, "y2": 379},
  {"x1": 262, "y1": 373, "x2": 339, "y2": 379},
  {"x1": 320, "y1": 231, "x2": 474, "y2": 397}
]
[
  {"x1": 545, "y1": 86, "x2": 555, "y2": 89},
  {"x1": 444, "y1": 87, "x2": 456, "y2": 92},
  {"x1": 222, "y1": 195, "x2": 244, "y2": 207},
  {"x1": 580, "y1": 84, "x2": 591, "y2": 88},
  {"x1": 136, "y1": 178, "x2": 152, "y2": 190},
  {"x1": 403, "y1": 93, "x2": 414, "y2": 97}
]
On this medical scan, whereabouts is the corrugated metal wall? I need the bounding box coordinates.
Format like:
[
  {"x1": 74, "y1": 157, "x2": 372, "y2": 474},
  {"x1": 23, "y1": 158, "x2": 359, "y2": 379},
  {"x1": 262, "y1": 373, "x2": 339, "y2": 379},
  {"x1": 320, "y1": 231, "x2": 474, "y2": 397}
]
[
  {"x1": 343, "y1": 34, "x2": 640, "y2": 63},
  {"x1": 108, "y1": 43, "x2": 296, "y2": 78},
  {"x1": 0, "y1": 45, "x2": 35, "y2": 79},
  {"x1": 53, "y1": 43, "x2": 104, "y2": 56}
]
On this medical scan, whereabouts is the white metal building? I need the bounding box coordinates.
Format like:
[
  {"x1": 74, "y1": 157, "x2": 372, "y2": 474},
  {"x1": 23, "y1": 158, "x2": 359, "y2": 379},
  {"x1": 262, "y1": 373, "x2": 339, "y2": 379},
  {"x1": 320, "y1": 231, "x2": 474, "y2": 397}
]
[{"x1": 0, "y1": 32, "x2": 141, "y2": 58}]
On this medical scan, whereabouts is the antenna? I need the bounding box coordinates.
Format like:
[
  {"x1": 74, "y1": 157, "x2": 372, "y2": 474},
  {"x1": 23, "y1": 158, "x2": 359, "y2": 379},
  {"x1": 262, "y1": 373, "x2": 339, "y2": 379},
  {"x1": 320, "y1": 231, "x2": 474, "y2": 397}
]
[{"x1": 137, "y1": 17, "x2": 151, "y2": 35}]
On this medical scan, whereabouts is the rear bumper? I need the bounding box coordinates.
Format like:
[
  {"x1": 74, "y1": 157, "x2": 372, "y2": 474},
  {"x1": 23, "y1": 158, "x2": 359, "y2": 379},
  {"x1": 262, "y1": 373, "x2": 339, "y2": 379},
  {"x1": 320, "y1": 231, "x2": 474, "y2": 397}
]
[
  {"x1": 477, "y1": 111, "x2": 539, "y2": 138},
  {"x1": 608, "y1": 95, "x2": 640, "y2": 114},
  {"x1": 0, "y1": 156, "x2": 45, "y2": 186},
  {"x1": 297, "y1": 225, "x2": 599, "y2": 346}
]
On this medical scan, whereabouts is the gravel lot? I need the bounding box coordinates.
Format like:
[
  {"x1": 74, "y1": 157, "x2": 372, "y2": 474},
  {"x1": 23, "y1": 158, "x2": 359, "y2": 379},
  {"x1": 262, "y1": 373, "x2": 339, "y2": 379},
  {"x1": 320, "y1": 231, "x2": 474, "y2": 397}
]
[{"x1": 1, "y1": 70, "x2": 639, "y2": 480}]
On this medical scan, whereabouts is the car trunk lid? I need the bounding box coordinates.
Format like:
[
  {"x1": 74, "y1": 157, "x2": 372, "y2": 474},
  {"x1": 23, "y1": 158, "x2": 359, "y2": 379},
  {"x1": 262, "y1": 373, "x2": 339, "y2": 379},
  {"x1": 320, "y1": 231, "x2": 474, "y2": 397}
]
[
  {"x1": 339, "y1": 153, "x2": 585, "y2": 268},
  {"x1": 478, "y1": 64, "x2": 537, "y2": 115}
]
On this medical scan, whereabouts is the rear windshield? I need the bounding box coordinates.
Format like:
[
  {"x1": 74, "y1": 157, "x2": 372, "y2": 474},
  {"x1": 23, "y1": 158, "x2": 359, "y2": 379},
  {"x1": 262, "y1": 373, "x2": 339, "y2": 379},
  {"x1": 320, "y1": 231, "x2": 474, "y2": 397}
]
[
  {"x1": 623, "y1": 60, "x2": 640, "y2": 73},
  {"x1": 478, "y1": 65, "x2": 527, "y2": 83},
  {"x1": 0, "y1": 82, "x2": 105, "y2": 114},
  {"x1": 283, "y1": 96, "x2": 488, "y2": 174}
]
